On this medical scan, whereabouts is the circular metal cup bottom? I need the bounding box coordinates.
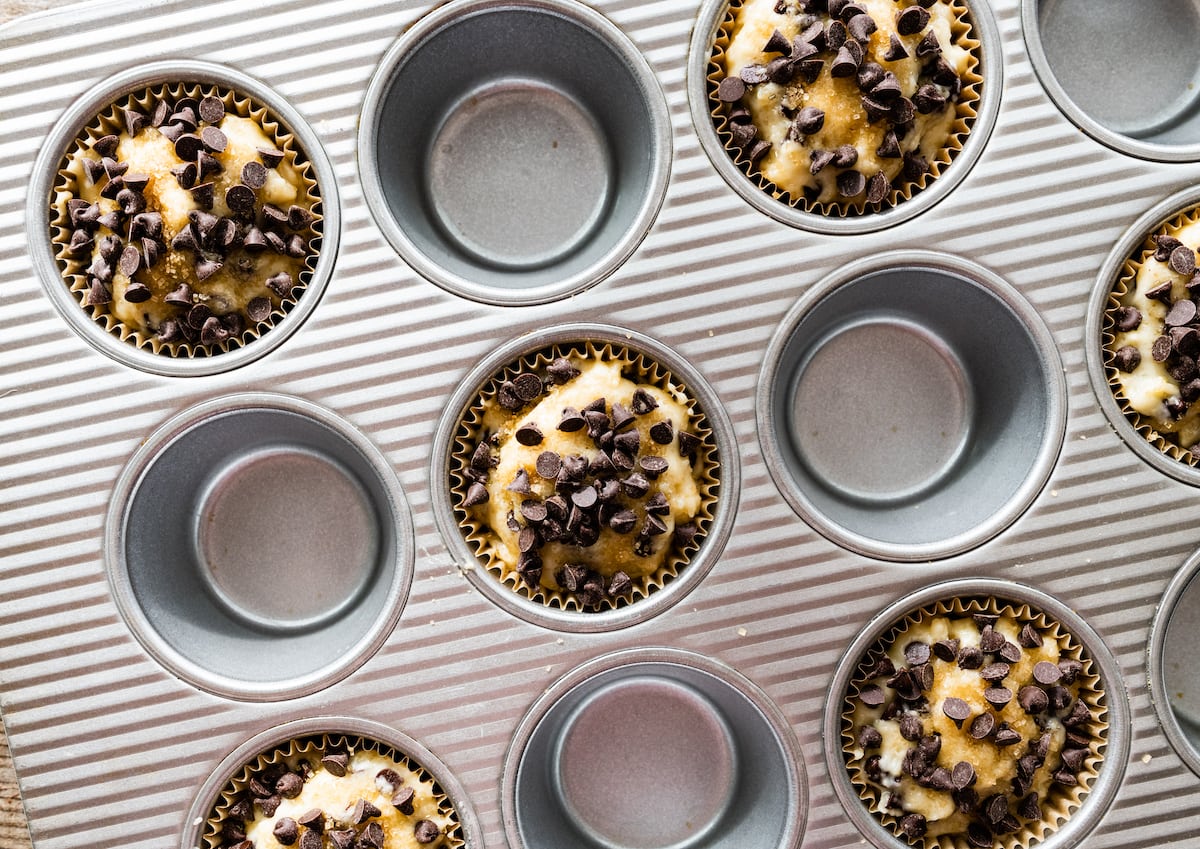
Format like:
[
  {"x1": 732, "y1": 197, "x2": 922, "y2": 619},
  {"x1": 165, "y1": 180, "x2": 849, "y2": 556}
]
[
  {"x1": 106, "y1": 394, "x2": 412, "y2": 701},
  {"x1": 1023, "y1": 0, "x2": 1200, "y2": 161},
  {"x1": 823, "y1": 578, "x2": 1130, "y2": 849},
  {"x1": 686, "y1": 0, "x2": 1002, "y2": 235},
  {"x1": 27, "y1": 59, "x2": 341, "y2": 377},
  {"x1": 757, "y1": 251, "x2": 1066, "y2": 561},
  {"x1": 1086, "y1": 185, "x2": 1200, "y2": 485},
  {"x1": 359, "y1": 0, "x2": 671, "y2": 305},
  {"x1": 1149, "y1": 549, "x2": 1200, "y2": 778},
  {"x1": 431, "y1": 323, "x2": 740, "y2": 632},
  {"x1": 180, "y1": 716, "x2": 482, "y2": 849},
  {"x1": 504, "y1": 648, "x2": 807, "y2": 849}
]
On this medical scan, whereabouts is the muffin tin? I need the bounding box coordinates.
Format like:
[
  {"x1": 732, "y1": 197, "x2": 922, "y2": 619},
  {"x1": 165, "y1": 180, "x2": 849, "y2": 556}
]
[{"x1": 4, "y1": 1, "x2": 1200, "y2": 848}]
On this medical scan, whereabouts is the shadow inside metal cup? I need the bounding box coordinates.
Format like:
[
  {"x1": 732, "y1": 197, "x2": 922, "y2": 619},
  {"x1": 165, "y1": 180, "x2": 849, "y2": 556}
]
[
  {"x1": 1024, "y1": 0, "x2": 1200, "y2": 160},
  {"x1": 1150, "y1": 551, "x2": 1200, "y2": 778},
  {"x1": 360, "y1": 0, "x2": 670, "y2": 305},
  {"x1": 108, "y1": 395, "x2": 411, "y2": 701},
  {"x1": 759, "y1": 253, "x2": 1064, "y2": 561}
]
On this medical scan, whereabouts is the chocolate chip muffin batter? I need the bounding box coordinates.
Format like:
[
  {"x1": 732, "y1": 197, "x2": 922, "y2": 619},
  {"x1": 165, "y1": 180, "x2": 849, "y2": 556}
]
[
  {"x1": 217, "y1": 744, "x2": 454, "y2": 849},
  {"x1": 715, "y1": 0, "x2": 975, "y2": 206},
  {"x1": 1109, "y1": 221, "x2": 1200, "y2": 452},
  {"x1": 458, "y1": 354, "x2": 708, "y2": 609},
  {"x1": 54, "y1": 86, "x2": 319, "y2": 351},
  {"x1": 847, "y1": 608, "x2": 1101, "y2": 848}
]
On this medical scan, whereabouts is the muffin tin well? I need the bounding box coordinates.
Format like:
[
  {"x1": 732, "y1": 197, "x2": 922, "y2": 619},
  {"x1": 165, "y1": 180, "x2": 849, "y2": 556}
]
[{"x1": 4, "y1": 1, "x2": 1200, "y2": 849}]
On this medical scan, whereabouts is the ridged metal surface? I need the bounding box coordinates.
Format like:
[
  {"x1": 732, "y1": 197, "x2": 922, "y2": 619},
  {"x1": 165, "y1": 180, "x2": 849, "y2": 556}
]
[{"x1": 3, "y1": 0, "x2": 1200, "y2": 848}]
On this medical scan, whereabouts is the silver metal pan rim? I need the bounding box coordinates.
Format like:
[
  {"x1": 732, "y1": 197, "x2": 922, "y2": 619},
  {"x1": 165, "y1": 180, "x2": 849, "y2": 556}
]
[
  {"x1": 357, "y1": 0, "x2": 672, "y2": 306},
  {"x1": 822, "y1": 577, "x2": 1130, "y2": 849},
  {"x1": 178, "y1": 715, "x2": 483, "y2": 849},
  {"x1": 1148, "y1": 548, "x2": 1200, "y2": 778},
  {"x1": 25, "y1": 58, "x2": 342, "y2": 377},
  {"x1": 429, "y1": 322, "x2": 741, "y2": 633},
  {"x1": 756, "y1": 249, "x2": 1066, "y2": 562},
  {"x1": 104, "y1": 392, "x2": 413, "y2": 702},
  {"x1": 686, "y1": 0, "x2": 1003, "y2": 235},
  {"x1": 1086, "y1": 184, "x2": 1200, "y2": 486},
  {"x1": 502, "y1": 646, "x2": 807, "y2": 849}
]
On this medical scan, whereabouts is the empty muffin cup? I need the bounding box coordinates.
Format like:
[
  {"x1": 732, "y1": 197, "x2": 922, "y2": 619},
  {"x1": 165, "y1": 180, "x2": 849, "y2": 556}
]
[
  {"x1": 1023, "y1": 0, "x2": 1200, "y2": 161},
  {"x1": 31, "y1": 59, "x2": 339, "y2": 376},
  {"x1": 105, "y1": 394, "x2": 412, "y2": 701},
  {"x1": 504, "y1": 647, "x2": 806, "y2": 849},
  {"x1": 359, "y1": 0, "x2": 671, "y2": 305},
  {"x1": 757, "y1": 251, "x2": 1065, "y2": 561},
  {"x1": 432, "y1": 323, "x2": 738, "y2": 632},
  {"x1": 825, "y1": 579, "x2": 1128, "y2": 849},
  {"x1": 1149, "y1": 549, "x2": 1200, "y2": 778},
  {"x1": 183, "y1": 716, "x2": 480, "y2": 849}
]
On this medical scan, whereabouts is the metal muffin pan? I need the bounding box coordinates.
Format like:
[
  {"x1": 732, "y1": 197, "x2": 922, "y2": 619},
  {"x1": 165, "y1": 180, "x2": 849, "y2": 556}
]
[{"x1": 5, "y1": 0, "x2": 1200, "y2": 848}]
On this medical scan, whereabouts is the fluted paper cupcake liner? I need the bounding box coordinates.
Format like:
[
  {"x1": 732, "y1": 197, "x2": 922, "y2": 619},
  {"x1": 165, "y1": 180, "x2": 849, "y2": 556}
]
[
  {"x1": 449, "y1": 340, "x2": 720, "y2": 613},
  {"x1": 202, "y1": 733, "x2": 462, "y2": 849},
  {"x1": 706, "y1": 0, "x2": 981, "y2": 217},
  {"x1": 841, "y1": 595, "x2": 1107, "y2": 849},
  {"x1": 50, "y1": 81, "x2": 322, "y2": 358},
  {"x1": 1103, "y1": 206, "x2": 1200, "y2": 466}
]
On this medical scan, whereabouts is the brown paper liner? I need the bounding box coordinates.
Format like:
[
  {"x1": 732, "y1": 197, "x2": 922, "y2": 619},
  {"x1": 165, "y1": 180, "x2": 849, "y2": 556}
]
[
  {"x1": 202, "y1": 733, "x2": 462, "y2": 849},
  {"x1": 449, "y1": 340, "x2": 720, "y2": 613},
  {"x1": 706, "y1": 0, "x2": 982, "y2": 217},
  {"x1": 1102, "y1": 207, "x2": 1200, "y2": 466},
  {"x1": 50, "y1": 81, "x2": 323, "y2": 359},
  {"x1": 841, "y1": 596, "x2": 1107, "y2": 849}
]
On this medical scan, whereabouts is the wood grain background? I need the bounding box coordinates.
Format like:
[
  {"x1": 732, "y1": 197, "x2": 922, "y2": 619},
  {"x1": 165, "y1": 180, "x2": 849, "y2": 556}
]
[{"x1": 4, "y1": 3, "x2": 74, "y2": 848}]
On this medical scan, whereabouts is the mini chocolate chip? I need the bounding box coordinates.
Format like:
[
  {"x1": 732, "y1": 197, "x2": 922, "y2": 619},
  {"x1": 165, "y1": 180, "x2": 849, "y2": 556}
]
[
  {"x1": 609, "y1": 509, "x2": 637, "y2": 534},
  {"x1": 520, "y1": 499, "x2": 549, "y2": 524},
  {"x1": 607, "y1": 571, "x2": 633, "y2": 597},
  {"x1": 1017, "y1": 623, "x2": 1043, "y2": 649},
  {"x1": 117, "y1": 244, "x2": 142, "y2": 278},
  {"x1": 319, "y1": 753, "x2": 348, "y2": 776},
  {"x1": 865, "y1": 171, "x2": 890, "y2": 204},
  {"x1": 1033, "y1": 660, "x2": 1062, "y2": 685},
  {"x1": 122, "y1": 280, "x2": 151, "y2": 303},
  {"x1": 352, "y1": 798, "x2": 382, "y2": 824},
  {"x1": 943, "y1": 697, "x2": 970, "y2": 726},
  {"x1": 717, "y1": 76, "x2": 746, "y2": 102},
  {"x1": 638, "y1": 455, "x2": 669, "y2": 479},
  {"x1": 952, "y1": 760, "x2": 976, "y2": 790},
  {"x1": 1171, "y1": 245, "x2": 1198, "y2": 275},
  {"x1": 1061, "y1": 746, "x2": 1087, "y2": 772},
  {"x1": 359, "y1": 822, "x2": 384, "y2": 849},
  {"x1": 1048, "y1": 685, "x2": 1073, "y2": 712},
  {"x1": 287, "y1": 204, "x2": 316, "y2": 231},
  {"x1": 897, "y1": 4, "x2": 931, "y2": 34},
  {"x1": 882, "y1": 33, "x2": 908, "y2": 62},
  {"x1": 837, "y1": 169, "x2": 866, "y2": 197},
  {"x1": 998, "y1": 640, "x2": 1022, "y2": 664},
  {"x1": 980, "y1": 661, "x2": 1010, "y2": 682},
  {"x1": 858, "y1": 725, "x2": 883, "y2": 749},
  {"x1": 225, "y1": 183, "x2": 257, "y2": 215},
  {"x1": 876, "y1": 129, "x2": 901, "y2": 159},
  {"x1": 792, "y1": 106, "x2": 825, "y2": 137},
  {"x1": 174, "y1": 132, "x2": 204, "y2": 161},
  {"x1": 1147, "y1": 280, "x2": 1175, "y2": 302},
  {"x1": 1114, "y1": 345, "x2": 1141, "y2": 372},
  {"x1": 899, "y1": 814, "x2": 926, "y2": 839},
  {"x1": 931, "y1": 639, "x2": 959, "y2": 662},
  {"x1": 273, "y1": 818, "x2": 299, "y2": 847},
  {"x1": 200, "y1": 125, "x2": 227, "y2": 154},
  {"x1": 830, "y1": 43, "x2": 860, "y2": 77},
  {"x1": 859, "y1": 684, "x2": 886, "y2": 707},
  {"x1": 1064, "y1": 698, "x2": 1092, "y2": 727},
  {"x1": 984, "y1": 687, "x2": 1012, "y2": 709},
  {"x1": 739, "y1": 63, "x2": 770, "y2": 85},
  {"x1": 275, "y1": 772, "x2": 303, "y2": 799},
  {"x1": 1058, "y1": 659, "x2": 1084, "y2": 683},
  {"x1": 462, "y1": 481, "x2": 489, "y2": 507},
  {"x1": 246, "y1": 296, "x2": 272, "y2": 323},
  {"x1": 648, "y1": 420, "x2": 674, "y2": 445},
  {"x1": 847, "y1": 12, "x2": 876, "y2": 42},
  {"x1": 391, "y1": 785, "x2": 416, "y2": 815},
  {"x1": 325, "y1": 832, "x2": 353, "y2": 849},
  {"x1": 914, "y1": 83, "x2": 947, "y2": 114},
  {"x1": 534, "y1": 451, "x2": 561, "y2": 480},
  {"x1": 515, "y1": 422, "x2": 543, "y2": 446},
  {"x1": 904, "y1": 642, "x2": 931, "y2": 666},
  {"x1": 994, "y1": 726, "x2": 1022, "y2": 747},
  {"x1": 902, "y1": 150, "x2": 930, "y2": 180},
  {"x1": 899, "y1": 713, "x2": 923, "y2": 741},
  {"x1": 969, "y1": 712, "x2": 995, "y2": 739},
  {"x1": 266, "y1": 271, "x2": 294, "y2": 298},
  {"x1": 190, "y1": 180, "x2": 215, "y2": 210},
  {"x1": 1017, "y1": 685, "x2": 1049, "y2": 714}
]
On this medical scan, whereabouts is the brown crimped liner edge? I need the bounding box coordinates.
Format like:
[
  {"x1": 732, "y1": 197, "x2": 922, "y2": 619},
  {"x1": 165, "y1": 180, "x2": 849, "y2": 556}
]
[
  {"x1": 706, "y1": 0, "x2": 982, "y2": 217},
  {"x1": 201, "y1": 733, "x2": 463, "y2": 849},
  {"x1": 49, "y1": 81, "x2": 323, "y2": 359},
  {"x1": 448, "y1": 339, "x2": 720, "y2": 613},
  {"x1": 1102, "y1": 207, "x2": 1200, "y2": 467},
  {"x1": 840, "y1": 596, "x2": 1108, "y2": 849}
]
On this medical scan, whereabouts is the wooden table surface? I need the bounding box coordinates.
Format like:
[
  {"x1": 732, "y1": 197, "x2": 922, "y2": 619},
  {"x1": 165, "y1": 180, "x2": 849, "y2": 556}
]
[{"x1": 3, "y1": 4, "x2": 80, "y2": 848}]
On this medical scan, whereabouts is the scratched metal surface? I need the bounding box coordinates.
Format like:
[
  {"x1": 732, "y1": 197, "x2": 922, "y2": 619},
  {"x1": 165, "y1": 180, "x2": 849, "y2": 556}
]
[{"x1": 2, "y1": 1, "x2": 1200, "y2": 848}]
